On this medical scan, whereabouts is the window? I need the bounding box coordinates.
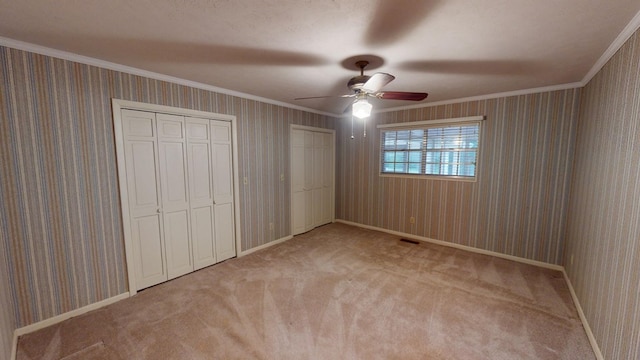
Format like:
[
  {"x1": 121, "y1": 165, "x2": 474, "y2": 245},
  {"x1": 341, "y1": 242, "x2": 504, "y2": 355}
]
[{"x1": 379, "y1": 117, "x2": 481, "y2": 180}]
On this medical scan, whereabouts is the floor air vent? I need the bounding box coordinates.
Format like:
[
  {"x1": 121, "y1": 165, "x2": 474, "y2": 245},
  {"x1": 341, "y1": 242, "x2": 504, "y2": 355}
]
[{"x1": 400, "y1": 238, "x2": 420, "y2": 244}]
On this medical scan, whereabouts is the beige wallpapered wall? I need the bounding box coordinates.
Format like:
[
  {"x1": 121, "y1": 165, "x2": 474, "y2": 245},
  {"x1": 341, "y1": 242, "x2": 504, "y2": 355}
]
[
  {"x1": 2, "y1": 27, "x2": 639, "y2": 360},
  {"x1": 336, "y1": 89, "x2": 581, "y2": 265},
  {"x1": 564, "y1": 28, "x2": 640, "y2": 359},
  {"x1": 0, "y1": 46, "x2": 335, "y2": 328},
  {"x1": 0, "y1": 255, "x2": 15, "y2": 360}
]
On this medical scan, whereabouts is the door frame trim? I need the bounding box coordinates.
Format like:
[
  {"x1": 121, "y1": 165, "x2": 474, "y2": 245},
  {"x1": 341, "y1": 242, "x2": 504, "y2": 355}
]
[{"x1": 112, "y1": 99, "x2": 241, "y2": 295}]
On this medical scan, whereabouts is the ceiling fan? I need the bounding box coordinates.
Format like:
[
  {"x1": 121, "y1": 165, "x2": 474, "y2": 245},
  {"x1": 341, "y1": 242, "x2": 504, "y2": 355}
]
[{"x1": 295, "y1": 60, "x2": 429, "y2": 118}]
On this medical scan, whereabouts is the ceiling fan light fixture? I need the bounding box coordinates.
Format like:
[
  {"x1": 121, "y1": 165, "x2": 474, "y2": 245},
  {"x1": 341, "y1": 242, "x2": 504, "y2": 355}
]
[{"x1": 352, "y1": 98, "x2": 372, "y2": 119}]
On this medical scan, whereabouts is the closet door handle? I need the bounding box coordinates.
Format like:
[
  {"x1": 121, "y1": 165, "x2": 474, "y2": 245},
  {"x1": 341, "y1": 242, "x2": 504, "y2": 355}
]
[{"x1": 157, "y1": 208, "x2": 162, "y2": 213}]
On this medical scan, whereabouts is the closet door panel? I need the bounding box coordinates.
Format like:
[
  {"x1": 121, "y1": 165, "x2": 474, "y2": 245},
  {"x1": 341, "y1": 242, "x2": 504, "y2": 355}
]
[
  {"x1": 291, "y1": 129, "x2": 305, "y2": 234},
  {"x1": 211, "y1": 121, "x2": 231, "y2": 142},
  {"x1": 312, "y1": 134, "x2": 324, "y2": 226},
  {"x1": 215, "y1": 203, "x2": 235, "y2": 262},
  {"x1": 322, "y1": 133, "x2": 333, "y2": 187},
  {"x1": 304, "y1": 190, "x2": 313, "y2": 231},
  {"x1": 159, "y1": 142, "x2": 189, "y2": 205},
  {"x1": 312, "y1": 132, "x2": 324, "y2": 189},
  {"x1": 211, "y1": 121, "x2": 234, "y2": 204},
  {"x1": 132, "y1": 214, "x2": 166, "y2": 290},
  {"x1": 164, "y1": 209, "x2": 192, "y2": 279},
  {"x1": 188, "y1": 142, "x2": 213, "y2": 206},
  {"x1": 186, "y1": 121, "x2": 208, "y2": 140},
  {"x1": 125, "y1": 116, "x2": 154, "y2": 137},
  {"x1": 126, "y1": 141, "x2": 161, "y2": 217},
  {"x1": 157, "y1": 118, "x2": 183, "y2": 138},
  {"x1": 192, "y1": 205, "x2": 216, "y2": 269},
  {"x1": 122, "y1": 109, "x2": 161, "y2": 217},
  {"x1": 211, "y1": 120, "x2": 236, "y2": 260},
  {"x1": 291, "y1": 130, "x2": 305, "y2": 193},
  {"x1": 122, "y1": 109, "x2": 167, "y2": 290},
  {"x1": 157, "y1": 114, "x2": 193, "y2": 278},
  {"x1": 321, "y1": 187, "x2": 333, "y2": 225},
  {"x1": 303, "y1": 132, "x2": 314, "y2": 191},
  {"x1": 322, "y1": 133, "x2": 334, "y2": 224},
  {"x1": 292, "y1": 191, "x2": 306, "y2": 235},
  {"x1": 212, "y1": 143, "x2": 233, "y2": 203},
  {"x1": 312, "y1": 188, "x2": 322, "y2": 226},
  {"x1": 157, "y1": 114, "x2": 188, "y2": 210},
  {"x1": 187, "y1": 118, "x2": 217, "y2": 269}
]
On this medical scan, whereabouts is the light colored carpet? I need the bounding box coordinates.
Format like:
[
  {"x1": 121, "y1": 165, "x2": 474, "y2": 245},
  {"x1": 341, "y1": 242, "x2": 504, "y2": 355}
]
[{"x1": 17, "y1": 223, "x2": 595, "y2": 359}]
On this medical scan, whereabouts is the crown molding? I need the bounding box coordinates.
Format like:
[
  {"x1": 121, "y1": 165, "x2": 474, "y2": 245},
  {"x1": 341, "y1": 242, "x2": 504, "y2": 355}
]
[
  {"x1": 3, "y1": 4, "x2": 640, "y2": 120},
  {"x1": 581, "y1": 9, "x2": 640, "y2": 85},
  {"x1": 0, "y1": 36, "x2": 337, "y2": 118},
  {"x1": 374, "y1": 82, "x2": 583, "y2": 115}
]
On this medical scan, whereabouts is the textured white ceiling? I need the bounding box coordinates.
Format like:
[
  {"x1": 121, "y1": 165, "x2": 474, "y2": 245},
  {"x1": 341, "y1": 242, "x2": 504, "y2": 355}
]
[{"x1": 1, "y1": 0, "x2": 639, "y2": 115}]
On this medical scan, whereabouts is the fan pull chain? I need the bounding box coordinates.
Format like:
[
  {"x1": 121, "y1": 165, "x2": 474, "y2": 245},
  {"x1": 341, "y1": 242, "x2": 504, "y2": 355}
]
[
  {"x1": 363, "y1": 117, "x2": 367, "y2": 138},
  {"x1": 351, "y1": 114, "x2": 355, "y2": 139}
]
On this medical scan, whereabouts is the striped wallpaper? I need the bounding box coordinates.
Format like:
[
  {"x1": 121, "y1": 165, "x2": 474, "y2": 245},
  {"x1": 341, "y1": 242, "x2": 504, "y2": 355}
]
[
  {"x1": 0, "y1": 45, "x2": 334, "y2": 328},
  {"x1": 0, "y1": 253, "x2": 15, "y2": 360},
  {"x1": 564, "y1": 28, "x2": 640, "y2": 360},
  {"x1": 336, "y1": 89, "x2": 581, "y2": 265},
  {"x1": 2, "y1": 28, "x2": 639, "y2": 359}
]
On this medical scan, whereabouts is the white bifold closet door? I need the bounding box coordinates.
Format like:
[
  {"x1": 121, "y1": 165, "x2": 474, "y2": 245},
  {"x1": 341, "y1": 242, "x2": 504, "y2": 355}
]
[
  {"x1": 121, "y1": 109, "x2": 236, "y2": 291},
  {"x1": 291, "y1": 127, "x2": 334, "y2": 235}
]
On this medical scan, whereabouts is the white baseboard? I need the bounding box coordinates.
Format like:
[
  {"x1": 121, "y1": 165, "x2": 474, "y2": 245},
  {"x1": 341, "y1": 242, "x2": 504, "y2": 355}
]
[
  {"x1": 12, "y1": 292, "x2": 130, "y2": 359},
  {"x1": 11, "y1": 331, "x2": 17, "y2": 360},
  {"x1": 9, "y1": 236, "x2": 292, "y2": 360},
  {"x1": 335, "y1": 219, "x2": 563, "y2": 271},
  {"x1": 562, "y1": 270, "x2": 604, "y2": 360},
  {"x1": 9, "y1": 223, "x2": 604, "y2": 360},
  {"x1": 239, "y1": 235, "x2": 294, "y2": 257}
]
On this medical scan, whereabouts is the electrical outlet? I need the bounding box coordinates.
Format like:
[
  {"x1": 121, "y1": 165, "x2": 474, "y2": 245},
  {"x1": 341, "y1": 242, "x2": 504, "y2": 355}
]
[
  {"x1": 280, "y1": 173, "x2": 285, "y2": 181},
  {"x1": 269, "y1": 222, "x2": 274, "y2": 230},
  {"x1": 243, "y1": 177, "x2": 248, "y2": 185},
  {"x1": 410, "y1": 216, "x2": 416, "y2": 224}
]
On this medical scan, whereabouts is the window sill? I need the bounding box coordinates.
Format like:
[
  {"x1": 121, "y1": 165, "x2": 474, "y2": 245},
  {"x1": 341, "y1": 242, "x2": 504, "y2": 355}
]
[{"x1": 379, "y1": 173, "x2": 477, "y2": 182}]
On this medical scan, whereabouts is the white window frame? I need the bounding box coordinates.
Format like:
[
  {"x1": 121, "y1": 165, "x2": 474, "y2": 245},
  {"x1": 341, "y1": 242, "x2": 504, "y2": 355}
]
[{"x1": 377, "y1": 115, "x2": 484, "y2": 182}]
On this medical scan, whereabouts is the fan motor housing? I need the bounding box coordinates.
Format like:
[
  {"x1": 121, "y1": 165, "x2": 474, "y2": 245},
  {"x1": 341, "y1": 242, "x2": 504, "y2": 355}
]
[{"x1": 348, "y1": 75, "x2": 371, "y2": 91}]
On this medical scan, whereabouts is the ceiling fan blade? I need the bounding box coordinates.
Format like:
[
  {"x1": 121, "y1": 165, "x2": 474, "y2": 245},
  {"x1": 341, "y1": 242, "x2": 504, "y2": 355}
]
[
  {"x1": 295, "y1": 94, "x2": 355, "y2": 100},
  {"x1": 364, "y1": 0, "x2": 441, "y2": 46},
  {"x1": 377, "y1": 91, "x2": 428, "y2": 101},
  {"x1": 361, "y1": 73, "x2": 395, "y2": 93},
  {"x1": 342, "y1": 102, "x2": 354, "y2": 114},
  {"x1": 398, "y1": 59, "x2": 539, "y2": 75}
]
